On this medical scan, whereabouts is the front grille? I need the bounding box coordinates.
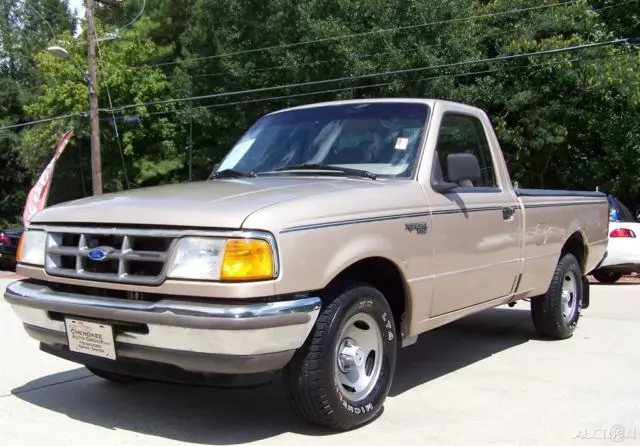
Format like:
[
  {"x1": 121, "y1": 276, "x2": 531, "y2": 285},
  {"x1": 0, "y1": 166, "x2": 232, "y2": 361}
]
[
  {"x1": 50, "y1": 282, "x2": 164, "y2": 301},
  {"x1": 45, "y1": 229, "x2": 175, "y2": 285}
]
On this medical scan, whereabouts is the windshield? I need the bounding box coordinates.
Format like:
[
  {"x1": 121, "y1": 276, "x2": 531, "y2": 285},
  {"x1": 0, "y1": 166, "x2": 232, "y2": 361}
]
[{"x1": 216, "y1": 102, "x2": 430, "y2": 178}]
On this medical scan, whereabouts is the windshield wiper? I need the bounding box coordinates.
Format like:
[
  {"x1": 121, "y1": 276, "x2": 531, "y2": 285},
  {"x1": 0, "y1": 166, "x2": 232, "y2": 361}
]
[
  {"x1": 273, "y1": 164, "x2": 377, "y2": 180},
  {"x1": 210, "y1": 169, "x2": 257, "y2": 179}
]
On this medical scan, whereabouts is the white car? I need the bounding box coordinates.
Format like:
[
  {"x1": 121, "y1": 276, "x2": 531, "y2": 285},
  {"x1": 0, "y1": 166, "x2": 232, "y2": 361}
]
[{"x1": 591, "y1": 195, "x2": 640, "y2": 283}]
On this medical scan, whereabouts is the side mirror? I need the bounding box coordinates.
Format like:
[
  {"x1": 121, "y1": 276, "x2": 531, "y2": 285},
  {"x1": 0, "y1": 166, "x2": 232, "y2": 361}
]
[
  {"x1": 432, "y1": 180, "x2": 458, "y2": 193},
  {"x1": 431, "y1": 153, "x2": 481, "y2": 193},
  {"x1": 447, "y1": 153, "x2": 481, "y2": 183}
]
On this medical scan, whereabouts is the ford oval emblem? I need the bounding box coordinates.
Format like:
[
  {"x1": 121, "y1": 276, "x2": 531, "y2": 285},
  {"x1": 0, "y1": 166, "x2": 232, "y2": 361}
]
[{"x1": 88, "y1": 247, "x2": 108, "y2": 262}]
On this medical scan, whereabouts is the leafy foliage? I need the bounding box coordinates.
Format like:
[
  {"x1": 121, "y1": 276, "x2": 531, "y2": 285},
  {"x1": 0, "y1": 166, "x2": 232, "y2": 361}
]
[
  {"x1": 1, "y1": 0, "x2": 640, "y2": 224},
  {"x1": 0, "y1": 0, "x2": 76, "y2": 225}
]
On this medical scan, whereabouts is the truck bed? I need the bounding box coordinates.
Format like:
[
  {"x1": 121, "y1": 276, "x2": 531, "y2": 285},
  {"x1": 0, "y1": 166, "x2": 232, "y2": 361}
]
[{"x1": 515, "y1": 188, "x2": 606, "y2": 198}]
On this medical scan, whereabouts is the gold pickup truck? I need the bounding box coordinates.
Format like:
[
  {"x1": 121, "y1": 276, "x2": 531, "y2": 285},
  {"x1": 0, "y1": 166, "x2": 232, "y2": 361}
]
[{"x1": 5, "y1": 99, "x2": 609, "y2": 430}]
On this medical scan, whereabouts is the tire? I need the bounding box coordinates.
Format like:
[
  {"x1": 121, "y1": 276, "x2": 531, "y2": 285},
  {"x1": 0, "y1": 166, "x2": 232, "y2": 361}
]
[
  {"x1": 531, "y1": 253, "x2": 583, "y2": 339},
  {"x1": 283, "y1": 281, "x2": 398, "y2": 431},
  {"x1": 592, "y1": 270, "x2": 622, "y2": 284},
  {"x1": 86, "y1": 366, "x2": 137, "y2": 384}
]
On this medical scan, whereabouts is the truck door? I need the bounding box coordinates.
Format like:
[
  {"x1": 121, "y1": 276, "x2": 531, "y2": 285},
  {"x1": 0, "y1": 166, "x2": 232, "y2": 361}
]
[{"x1": 426, "y1": 109, "x2": 523, "y2": 317}]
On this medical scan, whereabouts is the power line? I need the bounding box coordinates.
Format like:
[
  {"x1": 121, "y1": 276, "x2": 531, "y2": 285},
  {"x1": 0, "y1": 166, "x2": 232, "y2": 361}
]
[
  {"x1": 0, "y1": 113, "x2": 82, "y2": 131},
  {"x1": 95, "y1": 34, "x2": 130, "y2": 189},
  {"x1": 94, "y1": 0, "x2": 147, "y2": 40},
  {"x1": 595, "y1": 0, "x2": 639, "y2": 12},
  {"x1": 184, "y1": 0, "x2": 635, "y2": 82},
  {"x1": 134, "y1": 57, "x2": 587, "y2": 120},
  {"x1": 24, "y1": 0, "x2": 72, "y2": 21},
  {"x1": 141, "y1": 0, "x2": 583, "y2": 69},
  {"x1": 108, "y1": 38, "x2": 630, "y2": 113},
  {"x1": 2, "y1": 38, "x2": 631, "y2": 132},
  {"x1": 119, "y1": 0, "x2": 146, "y2": 30},
  {"x1": 190, "y1": 47, "x2": 421, "y2": 80},
  {"x1": 23, "y1": 0, "x2": 56, "y2": 39}
]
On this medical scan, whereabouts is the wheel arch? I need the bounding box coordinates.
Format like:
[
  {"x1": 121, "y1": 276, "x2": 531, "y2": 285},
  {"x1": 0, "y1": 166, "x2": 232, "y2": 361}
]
[
  {"x1": 561, "y1": 230, "x2": 588, "y2": 273},
  {"x1": 322, "y1": 256, "x2": 412, "y2": 338},
  {"x1": 560, "y1": 230, "x2": 590, "y2": 308}
]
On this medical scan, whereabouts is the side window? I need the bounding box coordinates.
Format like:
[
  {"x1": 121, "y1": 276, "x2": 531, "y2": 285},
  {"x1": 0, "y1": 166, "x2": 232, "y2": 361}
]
[
  {"x1": 433, "y1": 113, "x2": 497, "y2": 188},
  {"x1": 608, "y1": 197, "x2": 620, "y2": 221},
  {"x1": 619, "y1": 200, "x2": 636, "y2": 222}
]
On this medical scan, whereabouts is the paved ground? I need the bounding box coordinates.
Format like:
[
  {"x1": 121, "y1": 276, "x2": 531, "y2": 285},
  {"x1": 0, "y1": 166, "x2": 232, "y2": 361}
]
[{"x1": 1, "y1": 271, "x2": 639, "y2": 446}]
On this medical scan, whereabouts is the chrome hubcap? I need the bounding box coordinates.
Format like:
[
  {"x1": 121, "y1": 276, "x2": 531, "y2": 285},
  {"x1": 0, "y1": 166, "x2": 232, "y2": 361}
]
[
  {"x1": 337, "y1": 339, "x2": 366, "y2": 372},
  {"x1": 335, "y1": 313, "x2": 383, "y2": 402},
  {"x1": 561, "y1": 271, "x2": 578, "y2": 322}
]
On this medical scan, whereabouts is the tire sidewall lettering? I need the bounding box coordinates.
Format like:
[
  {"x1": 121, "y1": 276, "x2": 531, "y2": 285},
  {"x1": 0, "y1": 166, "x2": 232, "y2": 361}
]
[{"x1": 326, "y1": 289, "x2": 397, "y2": 421}]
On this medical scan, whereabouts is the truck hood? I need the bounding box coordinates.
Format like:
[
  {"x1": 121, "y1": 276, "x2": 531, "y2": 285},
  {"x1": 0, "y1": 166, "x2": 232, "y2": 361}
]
[{"x1": 30, "y1": 176, "x2": 388, "y2": 228}]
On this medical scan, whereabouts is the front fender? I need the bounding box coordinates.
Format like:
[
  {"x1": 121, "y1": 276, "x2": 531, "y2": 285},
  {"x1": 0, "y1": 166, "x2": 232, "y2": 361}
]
[
  {"x1": 319, "y1": 234, "x2": 409, "y2": 289},
  {"x1": 273, "y1": 226, "x2": 416, "y2": 299}
]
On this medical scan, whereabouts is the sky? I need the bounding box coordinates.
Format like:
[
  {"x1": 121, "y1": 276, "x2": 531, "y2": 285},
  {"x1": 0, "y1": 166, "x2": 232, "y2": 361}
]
[{"x1": 68, "y1": 0, "x2": 85, "y2": 17}]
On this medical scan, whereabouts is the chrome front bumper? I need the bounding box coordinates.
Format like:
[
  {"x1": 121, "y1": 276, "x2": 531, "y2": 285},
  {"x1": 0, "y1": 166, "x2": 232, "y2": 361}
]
[{"x1": 4, "y1": 280, "x2": 321, "y2": 374}]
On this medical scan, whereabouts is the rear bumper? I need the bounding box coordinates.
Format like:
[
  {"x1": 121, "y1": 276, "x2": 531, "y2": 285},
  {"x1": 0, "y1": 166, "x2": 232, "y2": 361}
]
[
  {"x1": 598, "y1": 238, "x2": 640, "y2": 269},
  {"x1": 4, "y1": 280, "x2": 321, "y2": 374},
  {"x1": 599, "y1": 251, "x2": 640, "y2": 268}
]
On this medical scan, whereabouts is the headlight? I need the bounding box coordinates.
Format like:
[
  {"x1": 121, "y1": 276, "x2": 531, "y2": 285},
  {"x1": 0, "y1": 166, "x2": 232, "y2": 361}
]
[
  {"x1": 17, "y1": 230, "x2": 47, "y2": 266},
  {"x1": 166, "y1": 237, "x2": 276, "y2": 281}
]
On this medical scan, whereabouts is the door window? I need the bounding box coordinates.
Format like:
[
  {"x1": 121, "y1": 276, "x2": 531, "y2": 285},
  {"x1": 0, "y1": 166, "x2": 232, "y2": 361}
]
[{"x1": 433, "y1": 113, "x2": 497, "y2": 188}]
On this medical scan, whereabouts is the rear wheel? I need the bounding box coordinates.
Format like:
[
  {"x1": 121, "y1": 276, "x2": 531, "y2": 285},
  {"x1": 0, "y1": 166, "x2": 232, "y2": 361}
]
[
  {"x1": 592, "y1": 270, "x2": 622, "y2": 284},
  {"x1": 283, "y1": 282, "x2": 398, "y2": 431},
  {"x1": 531, "y1": 253, "x2": 583, "y2": 339}
]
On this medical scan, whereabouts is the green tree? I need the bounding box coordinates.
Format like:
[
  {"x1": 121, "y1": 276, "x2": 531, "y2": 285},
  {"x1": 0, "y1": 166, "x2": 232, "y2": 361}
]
[
  {"x1": 18, "y1": 20, "x2": 181, "y2": 201},
  {"x1": 0, "y1": 0, "x2": 75, "y2": 225},
  {"x1": 3, "y1": 0, "x2": 640, "y2": 223},
  {"x1": 444, "y1": 0, "x2": 640, "y2": 197}
]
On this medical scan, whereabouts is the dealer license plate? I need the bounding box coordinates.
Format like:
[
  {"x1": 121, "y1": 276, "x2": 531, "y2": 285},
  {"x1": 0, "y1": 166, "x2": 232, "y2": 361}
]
[{"x1": 65, "y1": 318, "x2": 116, "y2": 360}]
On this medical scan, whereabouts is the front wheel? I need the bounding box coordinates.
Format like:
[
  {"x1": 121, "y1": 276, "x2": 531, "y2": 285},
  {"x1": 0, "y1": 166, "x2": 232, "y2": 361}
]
[
  {"x1": 283, "y1": 282, "x2": 398, "y2": 431},
  {"x1": 531, "y1": 253, "x2": 583, "y2": 339},
  {"x1": 592, "y1": 270, "x2": 622, "y2": 284}
]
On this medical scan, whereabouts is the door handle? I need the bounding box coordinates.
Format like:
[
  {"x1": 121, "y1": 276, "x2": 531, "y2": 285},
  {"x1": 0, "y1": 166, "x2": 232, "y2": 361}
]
[{"x1": 502, "y1": 206, "x2": 516, "y2": 220}]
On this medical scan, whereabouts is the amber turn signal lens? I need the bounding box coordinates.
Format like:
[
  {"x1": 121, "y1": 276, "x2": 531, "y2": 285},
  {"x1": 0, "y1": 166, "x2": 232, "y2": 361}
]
[
  {"x1": 16, "y1": 233, "x2": 25, "y2": 263},
  {"x1": 220, "y1": 239, "x2": 274, "y2": 281}
]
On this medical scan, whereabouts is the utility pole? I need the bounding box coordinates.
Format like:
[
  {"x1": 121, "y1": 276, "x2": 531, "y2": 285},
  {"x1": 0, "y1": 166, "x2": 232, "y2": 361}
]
[{"x1": 86, "y1": 0, "x2": 102, "y2": 195}]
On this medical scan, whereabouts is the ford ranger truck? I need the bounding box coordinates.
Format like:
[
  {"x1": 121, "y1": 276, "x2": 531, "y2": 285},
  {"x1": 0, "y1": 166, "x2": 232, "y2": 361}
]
[{"x1": 5, "y1": 99, "x2": 609, "y2": 430}]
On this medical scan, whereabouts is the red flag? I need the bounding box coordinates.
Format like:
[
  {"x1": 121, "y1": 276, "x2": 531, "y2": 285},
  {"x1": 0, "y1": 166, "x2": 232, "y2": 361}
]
[{"x1": 22, "y1": 130, "x2": 74, "y2": 225}]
